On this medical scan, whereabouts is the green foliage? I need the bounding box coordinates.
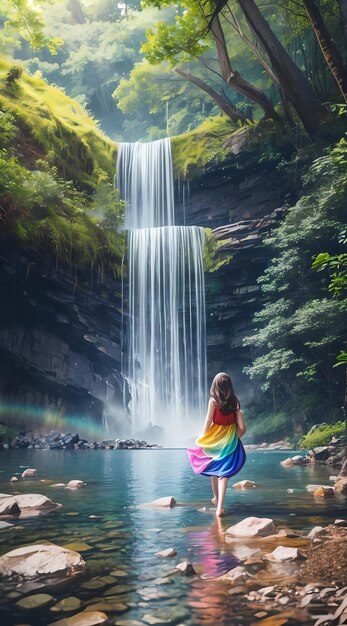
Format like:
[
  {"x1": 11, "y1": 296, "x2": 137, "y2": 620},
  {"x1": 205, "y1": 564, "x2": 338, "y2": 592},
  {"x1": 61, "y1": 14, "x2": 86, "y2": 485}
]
[
  {"x1": 0, "y1": 423, "x2": 17, "y2": 445},
  {"x1": 0, "y1": 58, "x2": 116, "y2": 189},
  {"x1": 0, "y1": 60, "x2": 124, "y2": 272},
  {"x1": 243, "y1": 139, "x2": 347, "y2": 428},
  {"x1": 170, "y1": 116, "x2": 236, "y2": 177},
  {"x1": 243, "y1": 411, "x2": 291, "y2": 444},
  {"x1": 1, "y1": 0, "x2": 63, "y2": 53},
  {"x1": 203, "y1": 228, "x2": 233, "y2": 273},
  {"x1": 298, "y1": 421, "x2": 346, "y2": 449}
]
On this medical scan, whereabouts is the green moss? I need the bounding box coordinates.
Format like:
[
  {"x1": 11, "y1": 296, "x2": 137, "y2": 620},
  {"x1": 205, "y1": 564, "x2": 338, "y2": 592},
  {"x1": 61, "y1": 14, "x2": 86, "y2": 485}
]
[
  {"x1": 0, "y1": 59, "x2": 117, "y2": 189},
  {"x1": 298, "y1": 421, "x2": 346, "y2": 449},
  {"x1": 203, "y1": 228, "x2": 233, "y2": 272},
  {"x1": 170, "y1": 116, "x2": 240, "y2": 178}
]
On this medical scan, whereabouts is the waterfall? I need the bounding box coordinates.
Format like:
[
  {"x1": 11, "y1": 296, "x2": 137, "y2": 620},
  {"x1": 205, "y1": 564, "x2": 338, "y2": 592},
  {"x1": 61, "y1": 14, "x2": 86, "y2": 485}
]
[{"x1": 117, "y1": 138, "x2": 206, "y2": 442}]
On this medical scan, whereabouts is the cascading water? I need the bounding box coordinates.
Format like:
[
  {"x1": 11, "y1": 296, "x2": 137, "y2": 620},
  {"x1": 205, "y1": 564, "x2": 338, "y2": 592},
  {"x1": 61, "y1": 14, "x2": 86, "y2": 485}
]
[{"x1": 117, "y1": 138, "x2": 206, "y2": 443}]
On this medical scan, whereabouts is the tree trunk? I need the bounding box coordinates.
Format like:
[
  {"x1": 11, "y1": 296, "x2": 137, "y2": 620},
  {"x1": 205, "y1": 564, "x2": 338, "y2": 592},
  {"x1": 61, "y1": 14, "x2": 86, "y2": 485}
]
[
  {"x1": 211, "y1": 15, "x2": 280, "y2": 120},
  {"x1": 236, "y1": 0, "x2": 324, "y2": 137},
  {"x1": 340, "y1": 0, "x2": 347, "y2": 48},
  {"x1": 174, "y1": 68, "x2": 248, "y2": 124},
  {"x1": 302, "y1": 0, "x2": 347, "y2": 103}
]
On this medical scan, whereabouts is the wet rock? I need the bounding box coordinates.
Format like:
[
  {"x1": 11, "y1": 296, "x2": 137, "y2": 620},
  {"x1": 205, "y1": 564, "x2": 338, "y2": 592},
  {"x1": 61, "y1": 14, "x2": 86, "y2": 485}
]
[
  {"x1": 50, "y1": 483, "x2": 66, "y2": 488},
  {"x1": 149, "y1": 497, "x2": 176, "y2": 508},
  {"x1": 226, "y1": 516, "x2": 276, "y2": 538},
  {"x1": 62, "y1": 542, "x2": 93, "y2": 552},
  {"x1": 50, "y1": 596, "x2": 82, "y2": 612},
  {"x1": 335, "y1": 477, "x2": 347, "y2": 494},
  {"x1": 48, "y1": 611, "x2": 109, "y2": 626},
  {"x1": 312, "y1": 446, "x2": 334, "y2": 461},
  {"x1": 10, "y1": 476, "x2": 18, "y2": 482},
  {"x1": 232, "y1": 480, "x2": 256, "y2": 490},
  {"x1": 21, "y1": 468, "x2": 37, "y2": 478},
  {"x1": 0, "y1": 520, "x2": 13, "y2": 529},
  {"x1": 220, "y1": 565, "x2": 247, "y2": 583},
  {"x1": 16, "y1": 593, "x2": 54, "y2": 610},
  {"x1": 313, "y1": 486, "x2": 335, "y2": 497},
  {"x1": 0, "y1": 543, "x2": 85, "y2": 579},
  {"x1": 15, "y1": 494, "x2": 62, "y2": 512},
  {"x1": 156, "y1": 548, "x2": 177, "y2": 558},
  {"x1": 85, "y1": 601, "x2": 129, "y2": 613},
  {"x1": 142, "y1": 614, "x2": 171, "y2": 625},
  {"x1": 308, "y1": 526, "x2": 325, "y2": 539},
  {"x1": 281, "y1": 458, "x2": 294, "y2": 468},
  {"x1": 0, "y1": 497, "x2": 20, "y2": 516},
  {"x1": 335, "y1": 519, "x2": 347, "y2": 527},
  {"x1": 66, "y1": 480, "x2": 86, "y2": 489},
  {"x1": 115, "y1": 621, "x2": 145, "y2": 626},
  {"x1": 266, "y1": 546, "x2": 299, "y2": 562},
  {"x1": 287, "y1": 489, "x2": 294, "y2": 494},
  {"x1": 306, "y1": 484, "x2": 332, "y2": 492},
  {"x1": 175, "y1": 560, "x2": 195, "y2": 575}
]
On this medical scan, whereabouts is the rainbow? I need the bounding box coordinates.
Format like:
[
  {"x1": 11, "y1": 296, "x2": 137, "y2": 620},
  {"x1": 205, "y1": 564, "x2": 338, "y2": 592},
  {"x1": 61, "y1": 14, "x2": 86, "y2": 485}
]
[
  {"x1": 187, "y1": 422, "x2": 246, "y2": 478},
  {"x1": 0, "y1": 401, "x2": 106, "y2": 439}
]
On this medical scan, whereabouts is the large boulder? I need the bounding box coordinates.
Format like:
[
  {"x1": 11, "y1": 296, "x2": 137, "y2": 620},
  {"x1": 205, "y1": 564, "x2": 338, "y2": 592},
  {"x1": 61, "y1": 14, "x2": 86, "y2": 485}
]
[
  {"x1": 0, "y1": 543, "x2": 85, "y2": 579},
  {"x1": 16, "y1": 494, "x2": 61, "y2": 511},
  {"x1": 0, "y1": 498, "x2": 20, "y2": 516},
  {"x1": 226, "y1": 516, "x2": 276, "y2": 538}
]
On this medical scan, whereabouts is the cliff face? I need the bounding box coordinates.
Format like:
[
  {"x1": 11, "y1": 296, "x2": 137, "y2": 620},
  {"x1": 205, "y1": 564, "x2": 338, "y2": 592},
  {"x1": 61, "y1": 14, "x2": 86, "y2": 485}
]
[
  {"x1": 0, "y1": 247, "x2": 123, "y2": 425},
  {"x1": 174, "y1": 133, "x2": 294, "y2": 394}
]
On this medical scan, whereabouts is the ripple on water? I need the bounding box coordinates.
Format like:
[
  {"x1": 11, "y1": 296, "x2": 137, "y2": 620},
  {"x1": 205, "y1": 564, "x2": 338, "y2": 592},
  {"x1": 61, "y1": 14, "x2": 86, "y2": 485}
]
[{"x1": 0, "y1": 449, "x2": 345, "y2": 626}]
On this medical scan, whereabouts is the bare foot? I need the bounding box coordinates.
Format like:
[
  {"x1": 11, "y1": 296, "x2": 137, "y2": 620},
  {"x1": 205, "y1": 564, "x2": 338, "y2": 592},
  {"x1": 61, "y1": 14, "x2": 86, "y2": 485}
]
[
  {"x1": 211, "y1": 497, "x2": 217, "y2": 506},
  {"x1": 216, "y1": 508, "x2": 225, "y2": 517}
]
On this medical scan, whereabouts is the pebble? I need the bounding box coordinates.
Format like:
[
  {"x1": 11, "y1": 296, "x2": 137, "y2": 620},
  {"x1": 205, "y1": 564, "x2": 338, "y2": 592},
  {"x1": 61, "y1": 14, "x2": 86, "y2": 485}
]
[
  {"x1": 62, "y1": 542, "x2": 92, "y2": 552},
  {"x1": 50, "y1": 597, "x2": 82, "y2": 612},
  {"x1": 155, "y1": 548, "x2": 177, "y2": 558},
  {"x1": 16, "y1": 593, "x2": 54, "y2": 610},
  {"x1": 48, "y1": 611, "x2": 108, "y2": 626}
]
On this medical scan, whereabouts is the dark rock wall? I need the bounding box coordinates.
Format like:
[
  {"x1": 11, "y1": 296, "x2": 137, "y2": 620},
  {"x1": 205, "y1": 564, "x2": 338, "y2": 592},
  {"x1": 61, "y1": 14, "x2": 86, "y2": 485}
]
[
  {"x1": 0, "y1": 248, "x2": 123, "y2": 426},
  {"x1": 175, "y1": 151, "x2": 293, "y2": 396}
]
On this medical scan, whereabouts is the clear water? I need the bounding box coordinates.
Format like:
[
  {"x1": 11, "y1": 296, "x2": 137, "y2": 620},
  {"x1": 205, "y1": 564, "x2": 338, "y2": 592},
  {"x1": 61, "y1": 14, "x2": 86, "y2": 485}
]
[{"x1": 0, "y1": 449, "x2": 345, "y2": 626}]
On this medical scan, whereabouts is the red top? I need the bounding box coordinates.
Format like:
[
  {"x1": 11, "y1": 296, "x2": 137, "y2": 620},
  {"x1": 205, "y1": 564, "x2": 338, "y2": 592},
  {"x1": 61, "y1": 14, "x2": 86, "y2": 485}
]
[{"x1": 213, "y1": 405, "x2": 237, "y2": 425}]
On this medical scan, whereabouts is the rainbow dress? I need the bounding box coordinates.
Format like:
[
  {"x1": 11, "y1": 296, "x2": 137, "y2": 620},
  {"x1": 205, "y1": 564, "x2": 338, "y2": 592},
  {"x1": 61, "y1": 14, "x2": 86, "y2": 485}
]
[{"x1": 187, "y1": 405, "x2": 246, "y2": 478}]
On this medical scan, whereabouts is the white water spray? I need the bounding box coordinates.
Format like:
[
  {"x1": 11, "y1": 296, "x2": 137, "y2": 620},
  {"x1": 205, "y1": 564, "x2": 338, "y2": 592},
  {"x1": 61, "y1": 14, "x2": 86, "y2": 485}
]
[{"x1": 117, "y1": 138, "x2": 206, "y2": 443}]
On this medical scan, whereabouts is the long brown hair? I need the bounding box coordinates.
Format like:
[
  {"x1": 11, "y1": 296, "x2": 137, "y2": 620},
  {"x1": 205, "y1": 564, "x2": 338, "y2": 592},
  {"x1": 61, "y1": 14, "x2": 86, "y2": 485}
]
[{"x1": 210, "y1": 372, "x2": 239, "y2": 415}]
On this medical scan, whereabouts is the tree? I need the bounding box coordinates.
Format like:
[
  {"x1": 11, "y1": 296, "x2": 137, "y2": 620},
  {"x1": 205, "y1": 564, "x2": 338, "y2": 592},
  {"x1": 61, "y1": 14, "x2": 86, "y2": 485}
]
[
  {"x1": 233, "y1": 0, "x2": 325, "y2": 136},
  {"x1": 243, "y1": 140, "x2": 347, "y2": 427},
  {"x1": 0, "y1": 0, "x2": 63, "y2": 52},
  {"x1": 142, "y1": 0, "x2": 280, "y2": 122},
  {"x1": 300, "y1": 0, "x2": 347, "y2": 103}
]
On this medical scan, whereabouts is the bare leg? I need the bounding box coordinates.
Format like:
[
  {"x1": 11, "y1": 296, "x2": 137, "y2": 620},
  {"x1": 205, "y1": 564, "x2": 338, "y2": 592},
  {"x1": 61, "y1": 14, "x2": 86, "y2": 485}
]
[
  {"x1": 216, "y1": 477, "x2": 228, "y2": 517},
  {"x1": 211, "y1": 476, "x2": 219, "y2": 505}
]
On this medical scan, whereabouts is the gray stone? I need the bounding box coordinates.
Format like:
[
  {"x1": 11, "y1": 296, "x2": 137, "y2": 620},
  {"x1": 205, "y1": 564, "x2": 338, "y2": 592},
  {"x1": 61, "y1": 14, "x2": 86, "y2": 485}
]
[
  {"x1": 0, "y1": 543, "x2": 85, "y2": 578},
  {"x1": 226, "y1": 516, "x2": 276, "y2": 538},
  {"x1": 22, "y1": 468, "x2": 37, "y2": 478}
]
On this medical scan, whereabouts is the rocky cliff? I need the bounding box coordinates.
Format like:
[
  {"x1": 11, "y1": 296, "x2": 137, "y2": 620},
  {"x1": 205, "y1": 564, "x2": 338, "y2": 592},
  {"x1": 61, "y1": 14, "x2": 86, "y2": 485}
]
[
  {"x1": 0, "y1": 246, "x2": 123, "y2": 426},
  {"x1": 174, "y1": 129, "x2": 294, "y2": 394}
]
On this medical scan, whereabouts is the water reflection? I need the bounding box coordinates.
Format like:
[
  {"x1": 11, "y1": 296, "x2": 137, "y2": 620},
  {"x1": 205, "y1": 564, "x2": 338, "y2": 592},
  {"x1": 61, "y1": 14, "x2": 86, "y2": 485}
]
[{"x1": 187, "y1": 518, "x2": 242, "y2": 579}]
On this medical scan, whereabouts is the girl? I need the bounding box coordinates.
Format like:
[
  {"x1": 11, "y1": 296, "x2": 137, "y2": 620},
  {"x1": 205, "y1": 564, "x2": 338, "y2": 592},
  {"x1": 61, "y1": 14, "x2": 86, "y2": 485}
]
[{"x1": 187, "y1": 372, "x2": 246, "y2": 517}]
